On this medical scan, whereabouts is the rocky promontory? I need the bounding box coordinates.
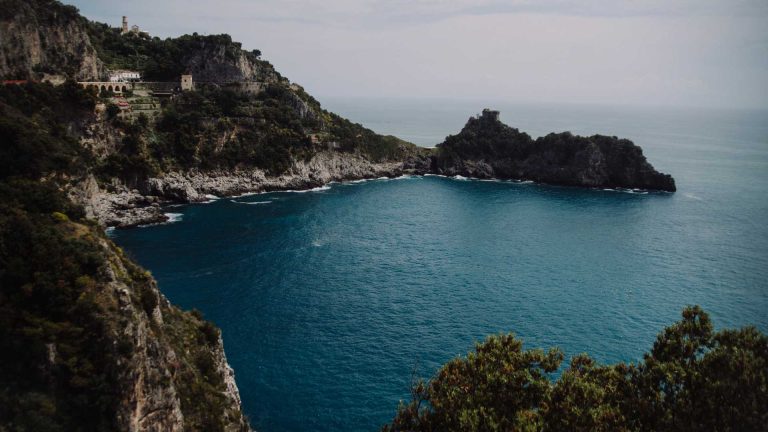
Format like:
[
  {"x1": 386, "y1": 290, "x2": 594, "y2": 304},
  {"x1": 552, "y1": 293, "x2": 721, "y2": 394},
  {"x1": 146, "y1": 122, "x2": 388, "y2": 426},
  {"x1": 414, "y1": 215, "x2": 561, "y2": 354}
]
[{"x1": 433, "y1": 109, "x2": 676, "y2": 191}]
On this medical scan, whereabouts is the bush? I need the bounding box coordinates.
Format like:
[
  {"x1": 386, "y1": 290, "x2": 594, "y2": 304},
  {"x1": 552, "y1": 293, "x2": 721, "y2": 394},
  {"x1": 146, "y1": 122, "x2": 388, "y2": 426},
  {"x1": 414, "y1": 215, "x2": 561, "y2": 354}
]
[
  {"x1": 106, "y1": 103, "x2": 120, "y2": 119},
  {"x1": 51, "y1": 211, "x2": 69, "y2": 222}
]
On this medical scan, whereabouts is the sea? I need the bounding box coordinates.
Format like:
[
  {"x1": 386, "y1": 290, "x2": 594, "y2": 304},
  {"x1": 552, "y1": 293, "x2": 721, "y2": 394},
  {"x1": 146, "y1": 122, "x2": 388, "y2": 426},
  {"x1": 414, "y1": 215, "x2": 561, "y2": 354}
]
[{"x1": 110, "y1": 98, "x2": 768, "y2": 432}]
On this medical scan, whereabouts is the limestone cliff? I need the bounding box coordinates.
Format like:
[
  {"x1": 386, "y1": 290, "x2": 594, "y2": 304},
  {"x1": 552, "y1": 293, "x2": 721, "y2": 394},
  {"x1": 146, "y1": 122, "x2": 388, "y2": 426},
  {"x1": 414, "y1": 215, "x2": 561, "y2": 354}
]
[
  {"x1": 178, "y1": 35, "x2": 283, "y2": 84},
  {"x1": 100, "y1": 234, "x2": 249, "y2": 432},
  {"x1": 0, "y1": 186, "x2": 250, "y2": 431},
  {"x1": 0, "y1": 0, "x2": 103, "y2": 80}
]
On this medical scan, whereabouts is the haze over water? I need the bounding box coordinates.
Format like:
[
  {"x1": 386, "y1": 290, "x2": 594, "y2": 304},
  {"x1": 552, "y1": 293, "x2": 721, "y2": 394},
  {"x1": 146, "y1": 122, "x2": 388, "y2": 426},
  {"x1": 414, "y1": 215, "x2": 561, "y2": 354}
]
[{"x1": 112, "y1": 100, "x2": 768, "y2": 432}]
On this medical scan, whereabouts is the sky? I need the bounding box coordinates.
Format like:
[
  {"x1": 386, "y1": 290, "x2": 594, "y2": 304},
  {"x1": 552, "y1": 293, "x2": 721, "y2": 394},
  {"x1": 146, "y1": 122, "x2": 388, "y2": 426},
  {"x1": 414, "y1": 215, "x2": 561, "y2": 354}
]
[{"x1": 68, "y1": 0, "x2": 768, "y2": 109}]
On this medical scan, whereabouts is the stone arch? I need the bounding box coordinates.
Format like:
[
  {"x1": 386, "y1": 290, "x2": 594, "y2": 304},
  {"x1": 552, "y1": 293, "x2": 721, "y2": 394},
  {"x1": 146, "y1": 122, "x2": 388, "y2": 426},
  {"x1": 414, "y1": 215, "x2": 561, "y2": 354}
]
[
  {"x1": 100, "y1": 85, "x2": 106, "y2": 92},
  {"x1": 122, "y1": 85, "x2": 127, "y2": 92},
  {"x1": 108, "y1": 85, "x2": 114, "y2": 92}
]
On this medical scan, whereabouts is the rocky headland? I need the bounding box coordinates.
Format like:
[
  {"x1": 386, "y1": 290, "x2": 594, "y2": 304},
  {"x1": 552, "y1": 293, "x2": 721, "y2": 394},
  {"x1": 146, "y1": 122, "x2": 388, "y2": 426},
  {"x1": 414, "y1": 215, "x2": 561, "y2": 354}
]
[{"x1": 432, "y1": 109, "x2": 676, "y2": 192}]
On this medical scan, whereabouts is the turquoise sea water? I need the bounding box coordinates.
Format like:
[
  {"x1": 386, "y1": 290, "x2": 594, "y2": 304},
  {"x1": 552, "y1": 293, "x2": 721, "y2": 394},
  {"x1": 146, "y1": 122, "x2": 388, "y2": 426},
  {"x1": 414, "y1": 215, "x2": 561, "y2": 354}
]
[{"x1": 111, "y1": 100, "x2": 768, "y2": 432}]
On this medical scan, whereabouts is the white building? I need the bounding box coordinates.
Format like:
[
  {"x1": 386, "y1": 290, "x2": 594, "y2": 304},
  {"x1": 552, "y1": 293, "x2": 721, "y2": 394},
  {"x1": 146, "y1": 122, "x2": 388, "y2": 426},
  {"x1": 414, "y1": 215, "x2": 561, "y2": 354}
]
[{"x1": 109, "y1": 70, "x2": 141, "y2": 82}]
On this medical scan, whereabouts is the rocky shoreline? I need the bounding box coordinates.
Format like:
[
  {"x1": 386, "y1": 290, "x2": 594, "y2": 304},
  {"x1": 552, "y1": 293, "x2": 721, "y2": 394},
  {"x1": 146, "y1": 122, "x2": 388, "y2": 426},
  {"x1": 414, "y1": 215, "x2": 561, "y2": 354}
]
[
  {"x1": 72, "y1": 151, "x2": 430, "y2": 228},
  {"x1": 74, "y1": 147, "x2": 676, "y2": 229}
]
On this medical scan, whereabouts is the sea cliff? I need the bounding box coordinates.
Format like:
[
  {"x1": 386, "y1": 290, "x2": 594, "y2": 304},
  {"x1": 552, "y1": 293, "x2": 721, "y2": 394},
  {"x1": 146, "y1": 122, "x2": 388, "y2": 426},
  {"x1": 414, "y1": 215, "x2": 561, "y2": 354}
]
[{"x1": 0, "y1": 181, "x2": 250, "y2": 431}]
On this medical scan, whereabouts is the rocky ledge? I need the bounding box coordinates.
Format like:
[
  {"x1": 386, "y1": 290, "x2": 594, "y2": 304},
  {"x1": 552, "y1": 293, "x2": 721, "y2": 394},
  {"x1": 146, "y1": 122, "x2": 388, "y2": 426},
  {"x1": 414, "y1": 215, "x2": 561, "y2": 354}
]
[{"x1": 432, "y1": 109, "x2": 676, "y2": 192}]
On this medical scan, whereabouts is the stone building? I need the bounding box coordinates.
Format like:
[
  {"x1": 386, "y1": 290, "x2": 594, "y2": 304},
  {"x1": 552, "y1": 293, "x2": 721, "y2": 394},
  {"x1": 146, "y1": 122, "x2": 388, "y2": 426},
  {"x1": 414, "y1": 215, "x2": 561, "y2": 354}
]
[
  {"x1": 109, "y1": 70, "x2": 141, "y2": 82},
  {"x1": 181, "y1": 74, "x2": 194, "y2": 91}
]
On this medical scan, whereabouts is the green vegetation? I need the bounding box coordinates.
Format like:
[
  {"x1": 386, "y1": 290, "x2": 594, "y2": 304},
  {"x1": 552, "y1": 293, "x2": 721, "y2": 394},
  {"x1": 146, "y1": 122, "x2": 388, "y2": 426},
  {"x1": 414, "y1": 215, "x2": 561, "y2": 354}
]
[
  {"x1": 84, "y1": 22, "x2": 263, "y2": 82},
  {"x1": 0, "y1": 179, "x2": 120, "y2": 431},
  {"x1": 0, "y1": 81, "x2": 95, "y2": 179},
  {"x1": 96, "y1": 82, "x2": 416, "y2": 180},
  {"x1": 0, "y1": 179, "x2": 247, "y2": 430},
  {"x1": 384, "y1": 306, "x2": 767, "y2": 431},
  {"x1": 438, "y1": 109, "x2": 534, "y2": 162}
]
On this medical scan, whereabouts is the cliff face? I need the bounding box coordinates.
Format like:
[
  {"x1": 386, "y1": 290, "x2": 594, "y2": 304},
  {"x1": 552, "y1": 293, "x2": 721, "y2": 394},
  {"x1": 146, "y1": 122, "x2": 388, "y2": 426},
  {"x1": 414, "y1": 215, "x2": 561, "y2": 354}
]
[
  {"x1": 0, "y1": 1, "x2": 103, "y2": 80},
  {"x1": 0, "y1": 182, "x2": 250, "y2": 431},
  {"x1": 99, "y1": 234, "x2": 249, "y2": 432},
  {"x1": 179, "y1": 36, "x2": 283, "y2": 84},
  {"x1": 434, "y1": 109, "x2": 676, "y2": 191}
]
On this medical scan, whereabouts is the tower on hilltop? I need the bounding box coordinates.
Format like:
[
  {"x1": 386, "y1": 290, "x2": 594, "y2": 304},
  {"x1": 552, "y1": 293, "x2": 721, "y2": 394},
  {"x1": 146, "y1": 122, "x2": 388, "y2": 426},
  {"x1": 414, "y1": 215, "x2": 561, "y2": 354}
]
[{"x1": 121, "y1": 16, "x2": 128, "y2": 33}]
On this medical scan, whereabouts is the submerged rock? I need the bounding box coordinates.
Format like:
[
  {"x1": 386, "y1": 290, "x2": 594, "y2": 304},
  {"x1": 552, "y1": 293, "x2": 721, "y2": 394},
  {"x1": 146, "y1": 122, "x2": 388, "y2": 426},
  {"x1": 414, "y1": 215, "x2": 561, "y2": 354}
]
[{"x1": 433, "y1": 109, "x2": 676, "y2": 191}]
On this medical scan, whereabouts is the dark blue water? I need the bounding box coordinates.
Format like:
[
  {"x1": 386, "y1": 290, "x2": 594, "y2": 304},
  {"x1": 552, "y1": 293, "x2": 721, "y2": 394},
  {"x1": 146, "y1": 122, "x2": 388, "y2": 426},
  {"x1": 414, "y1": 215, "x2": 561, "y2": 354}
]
[{"x1": 111, "y1": 101, "x2": 768, "y2": 432}]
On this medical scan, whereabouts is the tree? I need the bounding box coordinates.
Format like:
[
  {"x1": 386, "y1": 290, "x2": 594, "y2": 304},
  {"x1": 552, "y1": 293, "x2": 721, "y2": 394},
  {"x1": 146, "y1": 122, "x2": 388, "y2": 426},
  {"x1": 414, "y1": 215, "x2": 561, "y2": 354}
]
[
  {"x1": 106, "y1": 103, "x2": 120, "y2": 119},
  {"x1": 384, "y1": 307, "x2": 768, "y2": 432}
]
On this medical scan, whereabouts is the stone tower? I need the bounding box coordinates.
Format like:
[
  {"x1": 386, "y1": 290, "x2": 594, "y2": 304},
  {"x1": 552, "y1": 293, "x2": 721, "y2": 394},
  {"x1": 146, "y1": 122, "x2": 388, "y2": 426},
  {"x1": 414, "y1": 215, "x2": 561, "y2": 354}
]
[
  {"x1": 181, "y1": 75, "x2": 194, "y2": 91},
  {"x1": 122, "y1": 16, "x2": 128, "y2": 33}
]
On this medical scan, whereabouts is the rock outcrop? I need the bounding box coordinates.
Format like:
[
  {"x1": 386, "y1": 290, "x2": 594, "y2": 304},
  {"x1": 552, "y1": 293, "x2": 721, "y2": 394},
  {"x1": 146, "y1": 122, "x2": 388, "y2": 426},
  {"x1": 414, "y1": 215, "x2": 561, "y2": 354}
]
[
  {"x1": 179, "y1": 35, "x2": 282, "y2": 84},
  {"x1": 0, "y1": 1, "x2": 103, "y2": 80},
  {"x1": 433, "y1": 109, "x2": 676, "y2": 191}
]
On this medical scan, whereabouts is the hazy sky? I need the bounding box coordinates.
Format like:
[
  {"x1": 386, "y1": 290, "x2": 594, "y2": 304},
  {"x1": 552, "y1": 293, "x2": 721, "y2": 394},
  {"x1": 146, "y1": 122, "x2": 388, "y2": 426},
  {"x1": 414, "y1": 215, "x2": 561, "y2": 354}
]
[{"x1": 69, "y1": 0, "x2": 768, "y2": 108}]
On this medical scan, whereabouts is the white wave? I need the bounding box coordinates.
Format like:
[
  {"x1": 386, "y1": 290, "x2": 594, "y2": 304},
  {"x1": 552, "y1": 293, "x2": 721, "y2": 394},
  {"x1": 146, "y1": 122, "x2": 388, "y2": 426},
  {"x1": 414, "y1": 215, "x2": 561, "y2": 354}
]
[
  {"x1": 230, "y1": 199, "x2": 272, "y2": 205},
  {"x1": 235, "y1": 191, "x2": 261, "y2": 197},
  {"x1": 424, "y1": 173, "x2": 448, "y2": 178},
  {"x1": 105, "y1": 226, "x2": 116, "y2": 237},
  {"x1": 616, "y1": 188, "x2": 648, "y2": 195},
  {"x1": 684, "y1": 193, "x2": 703, "y2": 201},
  {"x1": 165, "y1": 213, "x2": 184, "y2": 222},
  {"x1": 200, "y1": 194, "x2": 219, "y2": 204},
  {"x1": 282, "y1": 185, "x2": 331, "y2": 193},
  {"x1": 377, "y1": 176, "x2": 391, "y2": 180},
  {"x1": 137, "y1": 212, "x2": 184, "y2": 228},
  {"x1": 453, "y1": 175, "x2": 469, "y2": 180}
]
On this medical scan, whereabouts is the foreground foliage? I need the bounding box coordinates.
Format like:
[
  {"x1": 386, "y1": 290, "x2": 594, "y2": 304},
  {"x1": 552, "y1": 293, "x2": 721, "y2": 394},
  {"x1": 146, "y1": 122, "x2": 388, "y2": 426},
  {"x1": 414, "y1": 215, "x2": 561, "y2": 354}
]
[{"x1": 384, "y1": 307, "x2": 767, "y2": 431}]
